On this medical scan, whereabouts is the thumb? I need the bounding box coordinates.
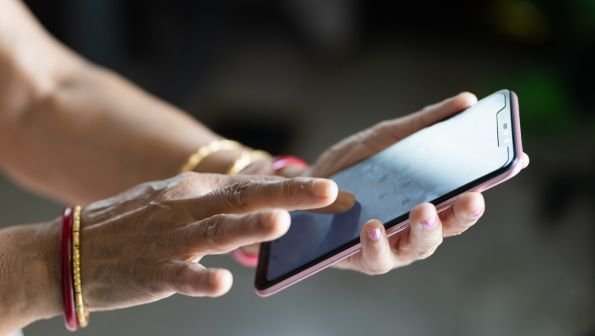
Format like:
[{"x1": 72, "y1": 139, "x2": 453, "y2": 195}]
[{"x1": 400, "y1": 92, "x2": 478, "y2": 137}]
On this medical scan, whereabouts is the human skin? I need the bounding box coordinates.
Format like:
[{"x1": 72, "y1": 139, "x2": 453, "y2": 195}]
[
  {"x1": 0, "y1": 0, "x2": 531, "y2": 333},
  {"x1": 0, "y1": 173, "x2": 342, "y2": 334},
  {"x1": 0, "y1": 0, "x2": 268, "y2": 205},
  {"x1": 241, "y1": 93, "x2": 530, "y2": 274},
  {"x1": 307, "y1": 93, "x2": 530, "y2": 274}
]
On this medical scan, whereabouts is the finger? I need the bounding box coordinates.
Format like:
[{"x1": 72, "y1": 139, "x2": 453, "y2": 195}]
[
  {"x1": 394, "y1": 203, "x2": 443, "y2": 265},
  {"x1": 358, "y1": 219, "x2": 394, "y2": 275},
  {"x1": 312, "y1": 189, "x2": 356, "y2": 214},
  {"x1": 230, "y1": 192, "x2": 350, "y2": 256},
  {"x1": 161, "y1": 262, "x2": 232, "y2": 297},
  {"x1": 179, "y1": 209, "x2": 291, "y2": 254},
  {"x1": 440, "y1": 192, "x2": 484, "y2": 237},
  {"x1": 521, "y1": 153, "x2": 530, "y2": 169},
  {"x1": 398, "y1": 92, "x2": 478, "y2": 138},
  {"x1": 192, "y1": 177, "x2": 338, "y2": 218}
]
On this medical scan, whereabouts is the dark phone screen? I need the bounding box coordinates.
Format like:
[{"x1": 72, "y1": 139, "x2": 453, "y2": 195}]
[{"x1": 261, "y1": 92, "x2": 514, "y2": 283}]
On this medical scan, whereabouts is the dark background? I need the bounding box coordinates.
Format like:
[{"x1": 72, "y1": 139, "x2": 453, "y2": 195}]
[{"x1": 1, "y1": 0, "x2": 593, "y2": 335}]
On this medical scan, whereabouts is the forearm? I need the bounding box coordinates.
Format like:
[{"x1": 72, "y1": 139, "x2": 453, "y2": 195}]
[
  {"x1": 0, "y1": 0, "x2": 244, "y2": 204},
  {"x1": 0, "y1": 220, "x2": 61, "y2": 335},
  {"x1": 1, "y1": 62, "x2": 226, "y2": 204}
]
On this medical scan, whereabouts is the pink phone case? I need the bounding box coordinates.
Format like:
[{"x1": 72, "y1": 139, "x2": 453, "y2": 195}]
[{"x1": 256, "y1": 91, "x2": 524, "y2": 297}]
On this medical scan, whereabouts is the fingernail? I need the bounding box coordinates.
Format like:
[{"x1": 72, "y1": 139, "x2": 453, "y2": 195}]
[
  {"x1": 311, "y1": 179, "x2": 333, "y2": 198},
  {"x1": 471, "y1": 207, "x2": 484, "y2": 218},
  {"x1": 336, "y1": 191, "x2": 356, "y2": 210},
  {"x1": 421, "y1": 215, "x2": 437, "y2": 229},
  {"x1": 368, "y1": 227, "x2": 382, "y2": 241}
]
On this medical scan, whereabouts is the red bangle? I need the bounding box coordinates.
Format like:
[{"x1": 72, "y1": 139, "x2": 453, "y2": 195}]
[
  {"x1": 271, "y1": 155, "x2": 309, "y2": 174},
  {"x1": 61, "y1": 207, "x2": 78, "y2": 331}
]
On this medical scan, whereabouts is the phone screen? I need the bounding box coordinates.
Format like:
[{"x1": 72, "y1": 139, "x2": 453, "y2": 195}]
[{"x1": 257, "y1": 91, "x2": 517, "y2": 288}]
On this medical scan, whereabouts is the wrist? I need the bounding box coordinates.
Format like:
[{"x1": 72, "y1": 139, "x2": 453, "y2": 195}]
[
  {"x1": 0, "y1": 220, "x2": 62, "y2": 332},
  {"x1": 26, "y1": 219, "x2": 63, "y2": 320}
]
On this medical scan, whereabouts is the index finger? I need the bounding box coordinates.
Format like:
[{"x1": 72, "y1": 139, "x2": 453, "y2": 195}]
[
  {"x1": 312, "y1": 189, "x2": 356, "y2": 213},
  {"x1": 187, "y1": 176, "x2": 339, "y2": 220}
]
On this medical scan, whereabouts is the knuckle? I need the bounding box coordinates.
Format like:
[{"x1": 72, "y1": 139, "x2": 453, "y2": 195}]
[
  {"x1": 420, "y1": 105, "x2": 431, "y2": 113},
  {"x1": 280, "y1": 179, "x2": 297, "y2": 199},
  {"x1": 420, "y1": 101, "x2": 438, "y2": 113},
  {"x1": 200, "y1": 215, "x2": 225, "y2": 246},
  {"x1": 414, "y1": 250, "x2": 431, "y2": 260},
  {"x1": 364, "y1": 249, "x2": 393, "y2": 275},
  {"x1": 373, "y1": 120, "x2": 392, "y2": 133},
  {"x1": 454, "y1": 213, "x2": 473, "y2": 230},
  {"x1": 220, "y1": 181, "x2": 252, "y2": 210},
  {"x1": 462, "y1": 217, "x2": 477, "y2": 228},
  {"x1": 168, "y1": 265, "x2": 191, "y2": 293},
  {"x1": 413, "y1": 245, "x2": 438, "y2": 260},
  {"x1": 162, "y1": 173, "x2": 203, "y2": 201},
  {"x1": 178, "y1": 171, "x2": 197, "y2": 180},
  {"x1": 453, "y1": 201, "x2": 474, "y2": 224},
  {"x1": 206, "y1": 173, "x2": 233, "y2": 190},
  {"x1": 367, "y1": 263, "x2": 392, "y2": 276}
]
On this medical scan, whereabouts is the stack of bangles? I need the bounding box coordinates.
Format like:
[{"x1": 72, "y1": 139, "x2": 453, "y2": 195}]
[
  {"x1": 61, "y1": 206, "x2": 89, "y2": 331},
  {"x1": 180, "y1": 139, "x2": 309, "y2": 267}
]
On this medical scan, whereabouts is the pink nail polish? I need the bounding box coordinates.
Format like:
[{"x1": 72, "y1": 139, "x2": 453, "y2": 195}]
[
  {"x1": 368, "y1": 227, "x2": 382, "y2": 241},
  {"x1": 421, "y1": 215, "x2": 437, "y2": 229}
]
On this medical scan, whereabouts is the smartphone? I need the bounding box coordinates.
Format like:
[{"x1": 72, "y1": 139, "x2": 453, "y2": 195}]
[{"x1": 255, "y1": 89, "x2": 524, "y2": 297}]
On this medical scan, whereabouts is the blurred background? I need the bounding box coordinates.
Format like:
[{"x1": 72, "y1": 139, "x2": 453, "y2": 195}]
[{"x1": 1, "y1": 0, "x2": 594, "y2": 335}]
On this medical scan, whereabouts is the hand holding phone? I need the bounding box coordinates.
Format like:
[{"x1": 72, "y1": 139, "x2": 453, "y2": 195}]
[{"x1": 255, "y1": 90, "x2": 529, "y2": 296}]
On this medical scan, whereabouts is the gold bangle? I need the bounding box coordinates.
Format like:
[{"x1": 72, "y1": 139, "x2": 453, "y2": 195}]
[
  {"x1": 226, "y1": 150, "x2": 270, "y2": 175},
  {"x1": 72, "y1": 205, "x2": 89, "y2": 328},
  {"x1": 180, "y1": 139, "x2": 242, "y2": 173}
]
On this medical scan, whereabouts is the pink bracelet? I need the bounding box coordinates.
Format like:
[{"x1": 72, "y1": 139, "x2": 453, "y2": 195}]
[
  {"x1": 271, "y1": 155, "x2": 309, "y2": 173},
  {"x1": 230, "y1": 248, "x2": 259, "y2": 267},
  {"x1": 230, "y1": 155, "x2": 309, "y2": 267}
]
